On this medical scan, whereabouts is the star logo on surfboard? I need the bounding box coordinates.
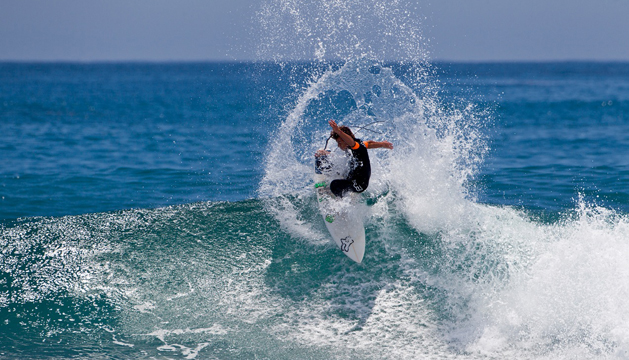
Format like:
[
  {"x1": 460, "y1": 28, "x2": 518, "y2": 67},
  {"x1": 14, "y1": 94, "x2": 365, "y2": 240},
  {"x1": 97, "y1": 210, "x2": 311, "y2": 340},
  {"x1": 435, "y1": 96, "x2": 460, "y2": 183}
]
[{"x1": 340, "y1": 236, "x2": 354, "y2": 252}]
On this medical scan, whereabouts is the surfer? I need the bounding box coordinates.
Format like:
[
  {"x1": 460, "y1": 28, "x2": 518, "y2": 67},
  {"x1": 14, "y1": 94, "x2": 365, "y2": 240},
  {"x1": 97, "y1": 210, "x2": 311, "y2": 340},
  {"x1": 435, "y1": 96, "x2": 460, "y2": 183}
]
[{"x1": 316, "y1": 120, "x2": 393, "y2": 198}]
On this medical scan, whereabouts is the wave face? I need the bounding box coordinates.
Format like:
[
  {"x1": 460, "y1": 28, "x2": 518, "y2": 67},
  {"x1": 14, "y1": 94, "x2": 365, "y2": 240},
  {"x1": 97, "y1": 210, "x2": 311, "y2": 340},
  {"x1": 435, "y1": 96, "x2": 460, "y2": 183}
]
[{"x1": 4, "y1": 193, "x2": 629, "y2": 358}]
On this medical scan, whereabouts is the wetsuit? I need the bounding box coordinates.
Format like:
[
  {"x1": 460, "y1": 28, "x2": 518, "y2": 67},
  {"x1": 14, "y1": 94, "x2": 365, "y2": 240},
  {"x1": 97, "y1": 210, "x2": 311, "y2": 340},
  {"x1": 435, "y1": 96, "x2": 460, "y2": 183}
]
[{"x1": 330, "y1": 139, "x2": 371, "y2": 198}]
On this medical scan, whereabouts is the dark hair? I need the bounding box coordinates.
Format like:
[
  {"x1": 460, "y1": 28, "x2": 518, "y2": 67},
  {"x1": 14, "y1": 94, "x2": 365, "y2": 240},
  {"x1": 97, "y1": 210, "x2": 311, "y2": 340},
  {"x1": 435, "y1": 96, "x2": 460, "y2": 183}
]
[{"x1": 330, "y1": 126, "x2": 355, "y2": 140}]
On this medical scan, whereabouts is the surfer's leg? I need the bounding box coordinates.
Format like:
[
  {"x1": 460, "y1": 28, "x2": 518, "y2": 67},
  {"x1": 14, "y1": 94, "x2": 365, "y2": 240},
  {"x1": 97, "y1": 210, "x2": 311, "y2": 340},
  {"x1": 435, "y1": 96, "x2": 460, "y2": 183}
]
[{"x1": 330, "y1": 179, "x2": 354, "y2": 198}]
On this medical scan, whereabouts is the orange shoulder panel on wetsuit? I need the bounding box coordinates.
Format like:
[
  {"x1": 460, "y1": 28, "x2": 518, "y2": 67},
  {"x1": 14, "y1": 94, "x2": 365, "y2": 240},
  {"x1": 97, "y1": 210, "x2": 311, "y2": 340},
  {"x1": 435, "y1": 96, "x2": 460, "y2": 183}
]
[
  {"x1": 363, "y1": 141, "x2": 371, "y2": 149},
  {"x1": 351, "y1": 141, "x2": 360, "y2": 150}
]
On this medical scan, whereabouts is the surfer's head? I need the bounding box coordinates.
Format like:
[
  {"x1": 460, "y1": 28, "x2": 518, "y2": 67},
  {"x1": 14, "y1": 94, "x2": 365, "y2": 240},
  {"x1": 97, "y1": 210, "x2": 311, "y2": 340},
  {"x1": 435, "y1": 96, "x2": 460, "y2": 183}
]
[{"x1": 330, "y1": 126, "x2": 355, "y2": 150}]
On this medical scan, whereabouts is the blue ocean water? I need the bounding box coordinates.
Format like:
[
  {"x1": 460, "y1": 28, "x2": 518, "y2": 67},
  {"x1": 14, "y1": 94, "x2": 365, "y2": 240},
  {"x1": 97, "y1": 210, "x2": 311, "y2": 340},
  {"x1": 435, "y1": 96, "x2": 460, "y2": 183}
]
[
  {"x1": 0, "y1": 63, "x2": 280, "y2": 220},
  {"x1": 4, "y1": 62, "x2": 628, "y2": 220},
  {"x1": 2, "y1": 60, "x2": 629, "y2": 359}
]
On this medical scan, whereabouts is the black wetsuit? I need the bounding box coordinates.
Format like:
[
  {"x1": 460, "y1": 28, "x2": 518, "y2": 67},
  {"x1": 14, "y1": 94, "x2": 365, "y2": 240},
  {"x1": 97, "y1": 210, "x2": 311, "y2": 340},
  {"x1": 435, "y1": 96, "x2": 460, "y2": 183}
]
[{"x1": 330, "y1": 139, "x2": 371, "y2": 197}]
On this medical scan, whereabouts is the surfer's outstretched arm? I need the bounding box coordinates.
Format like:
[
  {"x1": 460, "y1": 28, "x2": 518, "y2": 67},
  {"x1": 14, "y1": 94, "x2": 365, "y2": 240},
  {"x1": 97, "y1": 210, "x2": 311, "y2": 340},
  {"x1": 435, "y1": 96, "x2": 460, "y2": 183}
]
[{"x1": 364, "y1": 140, "x2": 394, "y2": 150}]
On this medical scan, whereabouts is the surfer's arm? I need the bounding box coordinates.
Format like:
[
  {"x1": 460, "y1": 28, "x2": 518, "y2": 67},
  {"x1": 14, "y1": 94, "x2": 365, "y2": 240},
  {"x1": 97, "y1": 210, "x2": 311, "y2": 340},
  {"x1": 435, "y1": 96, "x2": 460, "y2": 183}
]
[
  {"x1": 329, "y1": 120, "x2": 356, "y2": 148},
  {"x1": 364, "y1": 141, "x2": 394, "y2": 150}
]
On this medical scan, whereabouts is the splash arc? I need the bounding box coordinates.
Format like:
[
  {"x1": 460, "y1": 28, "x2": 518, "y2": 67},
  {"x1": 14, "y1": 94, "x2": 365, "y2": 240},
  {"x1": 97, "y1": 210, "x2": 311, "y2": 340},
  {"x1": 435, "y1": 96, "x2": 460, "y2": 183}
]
[{"x1": 314, "y1": 151, "x2": 366, "y2": 263}]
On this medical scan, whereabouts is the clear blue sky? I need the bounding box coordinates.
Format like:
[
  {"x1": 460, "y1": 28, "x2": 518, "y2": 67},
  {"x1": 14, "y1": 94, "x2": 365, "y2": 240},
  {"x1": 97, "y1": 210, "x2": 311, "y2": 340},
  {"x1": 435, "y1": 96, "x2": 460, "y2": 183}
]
[{"x1": 1, "y1": 0, "x2": 628, "y2": 62}]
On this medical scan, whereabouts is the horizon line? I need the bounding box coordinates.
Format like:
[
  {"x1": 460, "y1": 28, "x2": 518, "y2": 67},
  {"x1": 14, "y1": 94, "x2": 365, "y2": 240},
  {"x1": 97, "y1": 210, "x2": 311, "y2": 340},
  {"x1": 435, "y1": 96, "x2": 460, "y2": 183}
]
[{"x1": 2, "y1": 58, "x2": 629, "y2": 65}]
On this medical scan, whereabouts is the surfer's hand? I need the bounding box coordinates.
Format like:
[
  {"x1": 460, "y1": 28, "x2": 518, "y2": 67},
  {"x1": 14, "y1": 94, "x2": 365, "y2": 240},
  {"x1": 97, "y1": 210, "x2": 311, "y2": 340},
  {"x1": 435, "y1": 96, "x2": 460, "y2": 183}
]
[
  {"x1": 329, "y1": 120, "x2": 340, "y2": 132},
  {"x1": 382, "y1": 141, "x2": 394, "y2": 149},
  {"x1": 315, "y1": 150, "x2": 329, "y2": 157}
]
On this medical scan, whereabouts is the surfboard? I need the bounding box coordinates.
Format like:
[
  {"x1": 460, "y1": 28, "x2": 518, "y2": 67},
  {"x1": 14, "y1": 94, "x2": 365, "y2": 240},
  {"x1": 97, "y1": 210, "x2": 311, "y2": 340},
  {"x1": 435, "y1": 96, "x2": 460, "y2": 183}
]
[{"x1": 314, "y1": 151, "x2": 366, "y2": 263}]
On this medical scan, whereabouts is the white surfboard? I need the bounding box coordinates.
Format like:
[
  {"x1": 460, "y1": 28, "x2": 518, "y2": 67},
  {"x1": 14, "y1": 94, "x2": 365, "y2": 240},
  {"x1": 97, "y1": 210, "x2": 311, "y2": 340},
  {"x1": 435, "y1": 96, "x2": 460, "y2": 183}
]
[{"x1": 314, "y1": 151, "x2": 366, "y2": 263}]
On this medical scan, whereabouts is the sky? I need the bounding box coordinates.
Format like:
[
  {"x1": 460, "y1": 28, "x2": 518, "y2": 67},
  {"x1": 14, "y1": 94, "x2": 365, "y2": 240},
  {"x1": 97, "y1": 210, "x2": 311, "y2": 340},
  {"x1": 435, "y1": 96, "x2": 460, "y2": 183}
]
[{"x1": 1, "y1": 0, "x2": 628, "y2": 62}]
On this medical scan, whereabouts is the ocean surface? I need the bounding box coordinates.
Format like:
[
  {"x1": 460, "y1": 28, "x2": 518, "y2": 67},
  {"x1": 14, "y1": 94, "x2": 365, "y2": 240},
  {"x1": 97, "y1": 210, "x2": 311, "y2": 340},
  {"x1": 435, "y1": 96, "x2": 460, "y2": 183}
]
[{"x1": 2, "y1": 60, "x2": 629, "y2": 359}]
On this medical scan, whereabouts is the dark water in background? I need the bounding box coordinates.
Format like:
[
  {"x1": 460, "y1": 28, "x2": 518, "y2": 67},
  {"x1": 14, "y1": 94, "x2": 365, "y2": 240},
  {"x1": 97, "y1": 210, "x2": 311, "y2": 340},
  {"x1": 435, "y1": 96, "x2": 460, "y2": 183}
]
[
  {"x1": 3, "y1": 62, "x2": 629, "y2": 220},
  {"x1": 446, "y1": 62, "x2": 629, "y2": 213},
  {"x1": 2, "y1": 61, "x2": 629, "y2": 359},
  {"x1": 0, "y1": 63, "x2": 277, "y2": 220}
]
